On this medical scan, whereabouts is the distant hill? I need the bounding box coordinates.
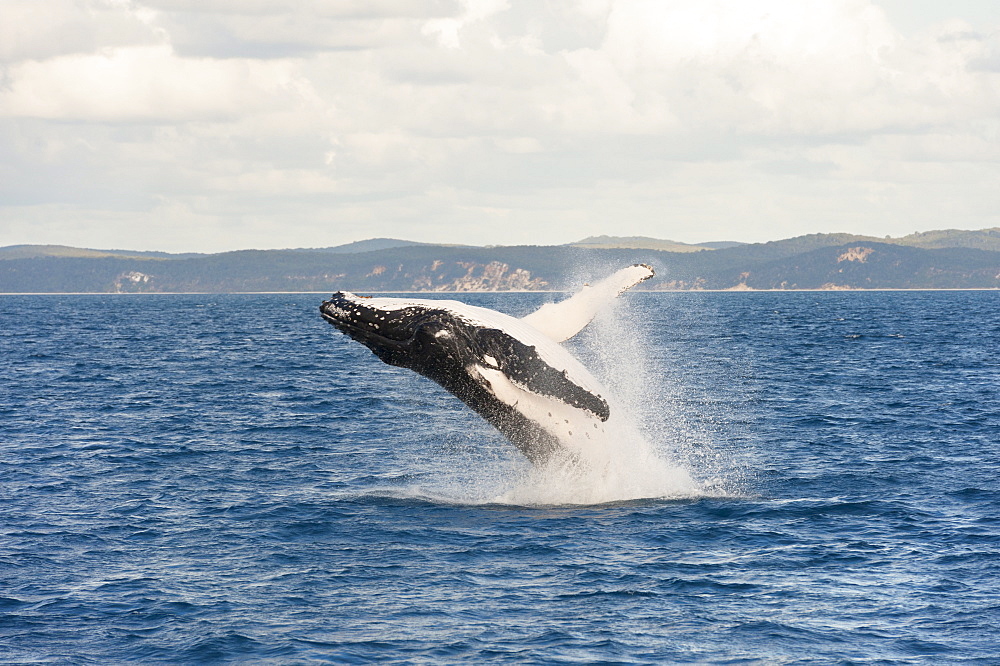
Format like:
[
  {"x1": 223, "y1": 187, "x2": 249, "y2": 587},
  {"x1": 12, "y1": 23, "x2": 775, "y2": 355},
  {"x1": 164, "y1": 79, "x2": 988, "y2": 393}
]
[
  {"x1": 696, "y1": 241, "x2": 747, "y2": 250},
  {"x1": 891, "y1": 228, "x2": 1000, "y2": 252},
  {"x1": 567, "y1": 235, "x2": 725, "y2": 252},
  {"x1": 570, "y1": 228, "x2": 1000, "y2": 253},
  {"x1": 660, "y1": 242, "x2": 1000, "y2": 290},
  {"x1": 1, "y1": 229, "x2": 999, "y2": 292},
  {"x1": 0, "y1": 244, "x2": 203, "y2": 260},
  {"x1": 299, "y1": 238, "x2": 430, "y2": 254}
]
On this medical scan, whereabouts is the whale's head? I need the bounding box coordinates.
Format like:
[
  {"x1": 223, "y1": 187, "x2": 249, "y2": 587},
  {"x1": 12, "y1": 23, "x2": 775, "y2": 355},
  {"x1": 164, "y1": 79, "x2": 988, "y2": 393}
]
[{"x1": 319, "y1": 292, "x2": 469, "y2": 372}]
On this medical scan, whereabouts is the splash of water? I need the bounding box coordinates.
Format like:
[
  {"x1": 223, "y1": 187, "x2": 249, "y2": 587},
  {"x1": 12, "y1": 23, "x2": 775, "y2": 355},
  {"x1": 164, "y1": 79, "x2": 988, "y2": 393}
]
[
  {"x1": 381, "y1": 290, "x2": 740, "y2": 507},
  {"x1": 493, "y1": 296, "x2": 708, "y2": 505}
]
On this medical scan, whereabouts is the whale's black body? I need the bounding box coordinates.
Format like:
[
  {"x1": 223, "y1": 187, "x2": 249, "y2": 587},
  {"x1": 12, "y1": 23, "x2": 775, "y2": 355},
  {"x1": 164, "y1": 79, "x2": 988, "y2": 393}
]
[{"x1": 320, "y1": 265, "x2": 654, "y2": 463}]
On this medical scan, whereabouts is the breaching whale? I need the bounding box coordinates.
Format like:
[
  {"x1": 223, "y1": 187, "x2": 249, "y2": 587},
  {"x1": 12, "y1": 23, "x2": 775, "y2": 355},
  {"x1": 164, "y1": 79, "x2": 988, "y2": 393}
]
[{"x1": 319, "y1": 264, "x2": 654, "y2": 464}]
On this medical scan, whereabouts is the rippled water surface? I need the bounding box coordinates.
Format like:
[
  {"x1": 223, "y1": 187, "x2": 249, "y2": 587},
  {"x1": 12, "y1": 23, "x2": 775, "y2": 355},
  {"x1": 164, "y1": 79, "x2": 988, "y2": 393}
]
[{"x1": 2, "y1": 291, "x2": 998, "y2": 663}]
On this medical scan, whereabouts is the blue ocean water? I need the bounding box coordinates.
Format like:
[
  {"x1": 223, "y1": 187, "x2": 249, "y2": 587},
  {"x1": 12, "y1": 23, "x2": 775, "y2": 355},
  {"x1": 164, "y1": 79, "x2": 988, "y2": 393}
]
[{"x1": 1, "y1": 291, "x2": 998, "y2": 664}]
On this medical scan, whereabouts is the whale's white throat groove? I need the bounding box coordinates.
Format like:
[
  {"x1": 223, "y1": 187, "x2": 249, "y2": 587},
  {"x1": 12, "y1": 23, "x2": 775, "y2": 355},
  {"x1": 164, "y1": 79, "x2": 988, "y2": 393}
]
[{"x1": 320, "y1": 264, "x2": 654, "y2": 464}]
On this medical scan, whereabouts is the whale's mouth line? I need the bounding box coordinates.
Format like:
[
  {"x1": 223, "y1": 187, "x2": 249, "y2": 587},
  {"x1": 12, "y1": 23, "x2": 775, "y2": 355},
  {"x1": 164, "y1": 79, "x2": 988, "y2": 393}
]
[
  {"x1": 319, "y1": 308, "x2": 363, "y2": 333},
  {"x1": 319, "y1": 307, "x2": 366, "y2": 335}
]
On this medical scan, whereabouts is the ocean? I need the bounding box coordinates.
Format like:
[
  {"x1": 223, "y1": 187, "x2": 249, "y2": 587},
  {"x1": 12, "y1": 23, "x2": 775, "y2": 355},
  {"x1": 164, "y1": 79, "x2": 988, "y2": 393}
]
[{"x1": 1, "y1": 291, "x2": 998, "y2": 664}]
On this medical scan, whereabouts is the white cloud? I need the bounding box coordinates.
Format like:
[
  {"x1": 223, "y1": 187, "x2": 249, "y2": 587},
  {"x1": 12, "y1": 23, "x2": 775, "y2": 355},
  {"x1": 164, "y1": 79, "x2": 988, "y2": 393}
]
[
  {"x1": 143, "y1": 0, "x2": 461, "y2": 19},
  {"x1": 0, "y1": 45, "x2": 319, "y2": 122},
  {"x1": 0, "y1": 0, "x2": 161, "y2": 63},
  {"x1": 1, "y1": 0, "x2": 998, "y2": 251}
]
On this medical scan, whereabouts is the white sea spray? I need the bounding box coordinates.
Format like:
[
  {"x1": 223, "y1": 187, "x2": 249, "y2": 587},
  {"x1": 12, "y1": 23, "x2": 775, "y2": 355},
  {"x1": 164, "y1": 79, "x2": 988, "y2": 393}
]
[
  {"x1": 388, "y1": 289, "x2": 744, "y2": 506},
  {"x1": 496, "y1": 295, "x2": 709, "y2": 505}
]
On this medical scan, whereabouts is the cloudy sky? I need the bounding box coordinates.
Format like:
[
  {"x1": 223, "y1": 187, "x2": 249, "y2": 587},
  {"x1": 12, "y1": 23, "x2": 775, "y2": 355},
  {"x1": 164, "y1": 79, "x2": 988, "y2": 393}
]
[{"x1": 1, "y1": 0, "x2": 998, "y2": 252}]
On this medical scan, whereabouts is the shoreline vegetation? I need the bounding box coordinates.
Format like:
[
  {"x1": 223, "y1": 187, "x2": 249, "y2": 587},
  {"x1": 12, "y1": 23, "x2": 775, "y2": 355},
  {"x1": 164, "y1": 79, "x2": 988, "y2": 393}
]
[{"x1": 3, "y1": 229, "x2": 1000, "y2": 293}]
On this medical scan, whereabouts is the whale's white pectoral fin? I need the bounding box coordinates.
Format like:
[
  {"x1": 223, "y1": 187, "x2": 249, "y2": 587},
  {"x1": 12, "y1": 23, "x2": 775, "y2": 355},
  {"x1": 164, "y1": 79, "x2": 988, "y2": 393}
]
[{"x1": 520, "y1": 264, "x2": 654, "y2": 342}]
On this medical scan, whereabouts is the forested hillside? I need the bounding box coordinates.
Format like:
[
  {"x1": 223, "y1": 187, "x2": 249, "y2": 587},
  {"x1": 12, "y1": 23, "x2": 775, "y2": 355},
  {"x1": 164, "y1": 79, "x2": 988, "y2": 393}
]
[{"x1": 2, "y1": 230, "x2": 999, "y2": 292}]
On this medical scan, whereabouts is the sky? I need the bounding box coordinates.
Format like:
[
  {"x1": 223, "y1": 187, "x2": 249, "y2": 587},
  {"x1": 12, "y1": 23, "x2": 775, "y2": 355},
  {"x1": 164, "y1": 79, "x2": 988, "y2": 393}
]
[{"x1": 1, "y1": 0, "x2": 998, "y2": 252}]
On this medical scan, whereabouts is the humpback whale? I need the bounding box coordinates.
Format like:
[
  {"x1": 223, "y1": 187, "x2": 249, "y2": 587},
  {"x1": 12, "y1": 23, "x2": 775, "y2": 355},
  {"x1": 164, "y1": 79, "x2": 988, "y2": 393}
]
[{"x1": 319, "y1": 264, "x2": 654, "y2": 464}]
